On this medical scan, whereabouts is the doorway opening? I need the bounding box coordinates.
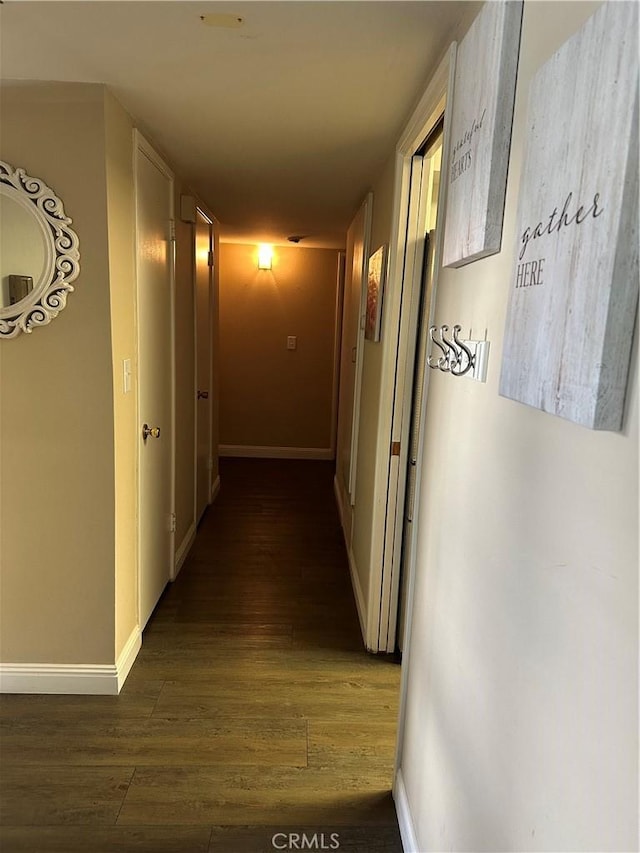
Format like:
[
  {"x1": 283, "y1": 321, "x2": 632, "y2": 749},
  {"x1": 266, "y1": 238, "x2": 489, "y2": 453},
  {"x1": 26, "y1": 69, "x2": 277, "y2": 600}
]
[
  {"x1": 195, "y1": 208, "x2": 214, "y2": 526},
  {"x1": 396, "y1": 120, "x2": 444, "y2": 653}
]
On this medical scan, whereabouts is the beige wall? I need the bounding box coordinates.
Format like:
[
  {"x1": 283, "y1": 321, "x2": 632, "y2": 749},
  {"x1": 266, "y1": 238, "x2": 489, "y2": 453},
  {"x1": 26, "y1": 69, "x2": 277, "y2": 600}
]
[
  {"x1": 397, "y1": 2, "x2": 638, "y2": 850},
  {"x1": 0, "y1": 83, "x2": 220, "y2": 673},
  {"x1": 104, "y1": 90, "x2": 138, "y2": 659},
  {"x1": 219, "y1": 243, "x2": 340, "y2": 452},
  {"x1": 0, "y1": 83, "x2": 116, "y2": 663}
]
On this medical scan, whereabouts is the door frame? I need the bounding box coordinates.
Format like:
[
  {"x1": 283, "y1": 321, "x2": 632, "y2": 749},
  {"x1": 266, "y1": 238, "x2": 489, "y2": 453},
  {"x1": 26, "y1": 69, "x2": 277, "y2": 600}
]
[
  {"x1": 365, "y1": 44, "x2": 457, "y2": 653},
  {"x1": 133, "y1": 129, "x2": 177, "y2": 618},
  {"x1": 330, "y1": 251, "x2": 346, "y2": 459},
  {"x1": 389, "y1": 46, "x2": 458, "y2": 781},
  {"x1": 377, "y1": 153, "x2": 432, "y2": 651},
  {"x1": 194, "y1": 206, "x2": 214, "y2": 524}
]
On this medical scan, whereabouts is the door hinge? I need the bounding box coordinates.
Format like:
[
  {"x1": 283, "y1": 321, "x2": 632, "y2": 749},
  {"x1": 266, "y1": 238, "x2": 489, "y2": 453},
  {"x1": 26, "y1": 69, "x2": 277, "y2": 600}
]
[
  {"x1": 208, "y1": 250, "x2": 214, "y2": 268},
  {"x1": 168, "y1": 219, "x2": 176, "y2": 243},
  {"x1": 391, "y1": 441, "x2": 401, "y2": 457},
  {"x1": 169, "y1": 512, "x2": 176, "y2": 533}
]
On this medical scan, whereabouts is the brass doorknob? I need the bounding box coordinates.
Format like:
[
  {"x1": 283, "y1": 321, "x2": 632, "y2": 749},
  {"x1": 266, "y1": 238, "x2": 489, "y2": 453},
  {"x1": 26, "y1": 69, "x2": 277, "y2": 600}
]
[{"x1": 142, "y1": 423, "x2": 161, "y2": 440}]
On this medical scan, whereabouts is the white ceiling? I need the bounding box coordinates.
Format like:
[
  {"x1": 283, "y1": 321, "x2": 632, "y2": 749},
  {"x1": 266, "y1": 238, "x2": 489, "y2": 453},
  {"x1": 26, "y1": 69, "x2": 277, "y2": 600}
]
[{"x1": 0, "y1": 1, "x2": 477, "y2": 247}]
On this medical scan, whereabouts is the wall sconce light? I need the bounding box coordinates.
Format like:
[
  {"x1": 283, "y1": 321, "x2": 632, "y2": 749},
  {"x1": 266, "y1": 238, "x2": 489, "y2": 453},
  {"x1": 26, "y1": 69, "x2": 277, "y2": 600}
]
[{"x1": 257, "y1": 244, "x2": 273, "y2": 270}]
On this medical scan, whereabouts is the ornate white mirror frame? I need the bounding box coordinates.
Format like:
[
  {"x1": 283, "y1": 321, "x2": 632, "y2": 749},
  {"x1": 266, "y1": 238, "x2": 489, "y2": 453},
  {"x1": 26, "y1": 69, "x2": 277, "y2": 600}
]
[{"x1": 0, "y1": 160, "x2": 80, "y2": 338}]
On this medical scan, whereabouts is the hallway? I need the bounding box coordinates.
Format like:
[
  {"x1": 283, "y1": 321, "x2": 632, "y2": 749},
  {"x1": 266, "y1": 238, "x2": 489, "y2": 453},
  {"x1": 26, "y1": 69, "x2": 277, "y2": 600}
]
[{"x1": 0, "y1": 459, "x2": 403, "y2": 853}]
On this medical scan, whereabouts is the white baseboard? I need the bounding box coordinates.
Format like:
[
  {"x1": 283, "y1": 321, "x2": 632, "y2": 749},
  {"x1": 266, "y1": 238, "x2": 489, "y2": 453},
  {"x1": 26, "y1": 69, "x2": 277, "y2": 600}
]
[
  {"x1": 394, "y1": 769, "x2": 419, "y2": 853},
  {"x1": 174, "y1": 521, "x2": 196, "y2": 579},
  {"x1": 333, "y1": 473, "x2": 347, "y2": 530},
  {"x1": 346, "y1": 541, "x2": 367, "y2": 645},
  {"x1": 0, "y1": 664, "x2": 120, "y2": 695},
  {"x1": 115, "y1": 624, "x2": 142, "y2": 691},
  {"x1": 220, "y1": 444, "x2": 334, "y2": 461},
  {"x1": 333, "y1": 475, "x2": 367, "y2": 646},
  {"x1": 210, "y1": 474, "x2": 221, "y2": 501},
  {"x1": 0, "y1": 626, "x2": 141, "y2": 696}
]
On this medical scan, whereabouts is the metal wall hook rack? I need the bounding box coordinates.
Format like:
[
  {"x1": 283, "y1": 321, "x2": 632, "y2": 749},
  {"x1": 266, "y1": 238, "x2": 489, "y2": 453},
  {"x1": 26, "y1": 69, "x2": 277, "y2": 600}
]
[{"x1": 427, "y1": 324, "x2": 490, "y2": 382}]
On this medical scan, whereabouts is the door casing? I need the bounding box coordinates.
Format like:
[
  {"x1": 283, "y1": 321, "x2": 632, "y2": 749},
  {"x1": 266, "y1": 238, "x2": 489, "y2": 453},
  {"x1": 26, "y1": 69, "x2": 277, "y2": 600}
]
[
  {"x1": 385, "y1": 46, "x2": 458, "y2": 785},
  {"x1": 365, "y1": 45, "x2": 456, "y2": 656}
]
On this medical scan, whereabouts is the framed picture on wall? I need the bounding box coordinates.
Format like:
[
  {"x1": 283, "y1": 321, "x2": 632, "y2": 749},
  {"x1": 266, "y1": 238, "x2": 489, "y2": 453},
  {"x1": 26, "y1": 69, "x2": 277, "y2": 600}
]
[{"x1": 365, "y1": 244, "x2": 387, "y2": 342}]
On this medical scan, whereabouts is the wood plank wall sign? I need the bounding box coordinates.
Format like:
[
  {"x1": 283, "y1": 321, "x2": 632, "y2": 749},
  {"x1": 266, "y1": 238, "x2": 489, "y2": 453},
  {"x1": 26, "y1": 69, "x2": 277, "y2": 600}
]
[
  {"x1": 442, "y1": 0, "x2": 523, "y2": 268},
  {"x1": 499, "y1": 1, "x2": 639, "y2": 431}
]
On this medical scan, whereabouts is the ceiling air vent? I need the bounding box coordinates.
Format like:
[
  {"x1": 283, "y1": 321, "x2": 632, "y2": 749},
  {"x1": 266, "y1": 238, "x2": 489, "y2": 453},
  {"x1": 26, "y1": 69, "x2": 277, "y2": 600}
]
[{"x1": 200, "y1": 14, "x2": 244, "y2": 29}]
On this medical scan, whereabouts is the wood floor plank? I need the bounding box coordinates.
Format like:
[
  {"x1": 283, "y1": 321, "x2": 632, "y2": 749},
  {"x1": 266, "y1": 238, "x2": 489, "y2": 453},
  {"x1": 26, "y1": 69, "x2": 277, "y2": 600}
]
[
  {"x1": 0, "y1": 826, "x2": 212, "y2": 853},
  {"x1": 133, "y1": 647, "x2": 400, "y2": 681},
  {"x1": 1, "y1": 717, "x2": 307, "y2": 767},
  {"x1": 0, "y1": 767, "x2": 134, "y2": 826},
  {"x1": 142, "y1": 621, "x2": 293, "y2": 651},
  {"x1": 292, "y1": 624, "x2": 365, "y2": 652},
  {"x1": 307, "y1": 719, "x2": 399, "y2": 770},
  {"x1": 153, "y1": 679, "x2": 398, "y2": 722},
  {"x1": 116, "y1": 766, "x2": 397, "y2": 826},
  {"x1": 0, "y1": 681, "x2": 163, "y2": 723}
]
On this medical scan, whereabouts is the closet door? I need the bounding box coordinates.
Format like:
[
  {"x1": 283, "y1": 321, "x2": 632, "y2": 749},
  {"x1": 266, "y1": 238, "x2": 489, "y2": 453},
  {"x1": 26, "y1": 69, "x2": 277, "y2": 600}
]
[{"x1": 135, "y1": 133, "x2": 175, "y2": 629}]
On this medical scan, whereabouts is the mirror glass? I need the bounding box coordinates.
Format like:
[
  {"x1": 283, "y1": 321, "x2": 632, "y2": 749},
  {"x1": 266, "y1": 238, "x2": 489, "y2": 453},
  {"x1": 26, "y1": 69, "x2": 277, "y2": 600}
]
[{"x1": 0, "y1": 189, "x2": 49, "y2": 309}]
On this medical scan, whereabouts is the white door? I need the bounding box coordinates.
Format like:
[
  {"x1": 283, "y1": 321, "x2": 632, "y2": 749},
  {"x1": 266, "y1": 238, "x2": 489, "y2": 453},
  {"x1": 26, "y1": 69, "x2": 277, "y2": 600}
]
[
  {"x1": 135, "y1": 133, "x2": 175, "y2": 629},
  {"x1": 336, "y1": 193, "x2": 372, "y2": 505},
  {"x1": 397, "y1": 229, "x2": 436, "y2": 651},
  {"x1": 195, "y1": 209, "x2": 213, "y2": 523}
]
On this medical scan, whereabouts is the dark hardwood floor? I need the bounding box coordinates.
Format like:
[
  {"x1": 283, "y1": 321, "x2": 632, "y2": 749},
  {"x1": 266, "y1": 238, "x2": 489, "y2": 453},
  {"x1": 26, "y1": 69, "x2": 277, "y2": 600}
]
[{"x1": 0, "y1": 459, "x2": 402, "y2": 853}]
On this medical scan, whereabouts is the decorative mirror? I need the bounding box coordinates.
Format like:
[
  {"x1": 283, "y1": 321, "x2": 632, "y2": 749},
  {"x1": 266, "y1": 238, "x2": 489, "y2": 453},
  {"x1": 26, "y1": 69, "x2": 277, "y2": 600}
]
[{"x1": 0, "y1": 160, "x2": 80, "y2": 338}]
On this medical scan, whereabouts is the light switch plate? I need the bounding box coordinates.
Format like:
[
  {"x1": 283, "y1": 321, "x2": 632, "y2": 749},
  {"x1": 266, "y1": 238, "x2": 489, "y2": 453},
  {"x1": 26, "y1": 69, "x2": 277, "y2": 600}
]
[
  {"x1": 123, "y1": 358, "x2": 132, "y2": 393},
  {"x1": 287, "y1": 336, "x2": 297, "y2": 351}
]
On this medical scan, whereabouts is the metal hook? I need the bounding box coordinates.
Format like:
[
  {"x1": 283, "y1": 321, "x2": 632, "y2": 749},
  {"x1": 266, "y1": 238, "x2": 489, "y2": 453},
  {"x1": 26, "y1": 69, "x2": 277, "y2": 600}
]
[
  {"x1": 428, "y1": 326, "x2": 449, "y2": 370},
  {"x1": 440, "y1": 325, "x2": 460, "y2": 371},
  {"x1": 451, "y1": 325, "x2": 475, "y2": 376}
]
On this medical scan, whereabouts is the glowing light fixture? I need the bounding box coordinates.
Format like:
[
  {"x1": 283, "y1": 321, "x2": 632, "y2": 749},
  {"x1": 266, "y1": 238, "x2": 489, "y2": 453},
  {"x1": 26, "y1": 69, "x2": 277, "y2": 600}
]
[{"x1": 257, "y1": 244, "x2": 273, "y2": 270}]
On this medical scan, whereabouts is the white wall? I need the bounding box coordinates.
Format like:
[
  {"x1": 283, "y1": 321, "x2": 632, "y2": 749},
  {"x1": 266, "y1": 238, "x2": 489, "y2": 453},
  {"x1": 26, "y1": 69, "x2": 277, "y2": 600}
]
[{"x1": 397, "y1": 3, "x2": 638, "y2": 851}]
